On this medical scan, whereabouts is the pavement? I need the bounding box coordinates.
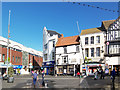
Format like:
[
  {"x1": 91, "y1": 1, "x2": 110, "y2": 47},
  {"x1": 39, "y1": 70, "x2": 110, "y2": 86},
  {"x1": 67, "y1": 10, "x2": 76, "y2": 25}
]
[{"x1": 1, "y1": 74, "x2": 120, "y2": 89}]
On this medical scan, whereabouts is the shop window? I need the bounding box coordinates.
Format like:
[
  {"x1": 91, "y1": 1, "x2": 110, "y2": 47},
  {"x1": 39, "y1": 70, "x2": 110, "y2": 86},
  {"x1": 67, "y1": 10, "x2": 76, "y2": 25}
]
[{"x1": 2, "y1": 54, "x2": 5, "y2": 61}]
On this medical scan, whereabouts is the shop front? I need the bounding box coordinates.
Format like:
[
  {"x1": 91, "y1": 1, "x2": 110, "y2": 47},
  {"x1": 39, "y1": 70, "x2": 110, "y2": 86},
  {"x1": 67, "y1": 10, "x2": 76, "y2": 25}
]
[
  {"x1": 43, "y1": 61, "x2": 55, "y2": 75},
  {"x1": 82, "y1": 63, "x2": 105, "y2": 76},
  {"x1": 13, "y1": 65, "x2": 22, "y2": 74},
  {"x1": 57, "y1": 64, "x2": 74, "y2": 75}
]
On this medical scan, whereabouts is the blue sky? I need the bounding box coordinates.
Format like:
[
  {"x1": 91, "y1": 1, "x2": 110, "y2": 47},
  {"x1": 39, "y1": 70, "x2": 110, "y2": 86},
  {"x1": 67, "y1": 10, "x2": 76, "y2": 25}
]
[{"x1": 2, "y1": 2, "x2": 119, "y2": 51}]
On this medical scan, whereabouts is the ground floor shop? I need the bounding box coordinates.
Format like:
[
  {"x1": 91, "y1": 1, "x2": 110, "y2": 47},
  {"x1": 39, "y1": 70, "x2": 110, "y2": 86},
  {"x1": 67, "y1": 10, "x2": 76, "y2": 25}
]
[
  {"x1": 82, "y1": 63, "x2": 105, "y2": 76},
  {"x1": 56, "y1": 64, "x2": 80, "y2": 76},
  {"x1": 43, "y1": 61, "x2": 55, "y2": 75}
]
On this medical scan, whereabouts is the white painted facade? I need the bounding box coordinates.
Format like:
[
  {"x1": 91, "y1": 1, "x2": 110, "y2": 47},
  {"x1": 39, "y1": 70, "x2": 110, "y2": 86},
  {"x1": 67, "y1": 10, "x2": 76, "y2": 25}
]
[
  {"x1": 43, "y1": 27, "x2": 60, "y2": 62},
  {"x1": 80, "y1": 32, "x2": 105, "y2": 63}
]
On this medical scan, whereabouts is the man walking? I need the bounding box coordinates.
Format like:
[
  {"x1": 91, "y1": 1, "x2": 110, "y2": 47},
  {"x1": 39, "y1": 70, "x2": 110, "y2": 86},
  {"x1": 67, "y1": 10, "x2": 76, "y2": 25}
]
[{"x1": 32, "y1": 70, "x2": 38, "y2": 88}]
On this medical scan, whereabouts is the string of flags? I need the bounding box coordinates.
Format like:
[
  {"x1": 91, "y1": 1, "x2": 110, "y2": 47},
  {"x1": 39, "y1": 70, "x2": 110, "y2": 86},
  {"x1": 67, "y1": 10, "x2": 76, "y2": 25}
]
[{"x1": 67, "y1": 1, "x2": 119, "y2": 13}]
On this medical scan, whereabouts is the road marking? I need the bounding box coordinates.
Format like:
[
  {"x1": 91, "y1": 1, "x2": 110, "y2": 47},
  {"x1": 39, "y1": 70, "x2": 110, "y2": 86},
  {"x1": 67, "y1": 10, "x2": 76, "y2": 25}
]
[{"x1": 15, "y1": 78, "x2": 81, "y2": 79}]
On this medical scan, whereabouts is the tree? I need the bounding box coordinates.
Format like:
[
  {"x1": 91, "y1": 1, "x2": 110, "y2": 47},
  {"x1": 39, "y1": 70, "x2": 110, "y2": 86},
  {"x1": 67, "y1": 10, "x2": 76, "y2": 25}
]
[
  {"x1": 84, "y1": 57, "x2": 92, "y2": 64},
  {"x1": 4, "y1": 57, "x2": 10, "y2": 64}
]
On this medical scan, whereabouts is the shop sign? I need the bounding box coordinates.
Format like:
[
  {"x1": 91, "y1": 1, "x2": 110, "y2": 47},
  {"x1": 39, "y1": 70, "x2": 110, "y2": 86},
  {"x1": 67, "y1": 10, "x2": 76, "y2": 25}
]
[{"x1": 13, "y1": 65, "x2": 22, "y2": 69}]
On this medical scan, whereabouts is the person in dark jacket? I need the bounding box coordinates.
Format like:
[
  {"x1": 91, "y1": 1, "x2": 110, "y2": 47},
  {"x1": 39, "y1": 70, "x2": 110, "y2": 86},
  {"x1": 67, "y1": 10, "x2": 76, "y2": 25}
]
[{"x1": 111, "y1": 69, "x2": 116, "y2": 82}]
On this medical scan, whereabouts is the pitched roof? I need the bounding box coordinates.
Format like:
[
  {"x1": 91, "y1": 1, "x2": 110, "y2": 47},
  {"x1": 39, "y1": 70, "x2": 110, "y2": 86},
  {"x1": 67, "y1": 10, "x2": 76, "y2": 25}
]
[
  {"x1": 47, "y1": 30, "x2": 61, "y2": 38},
  {"x1": 56, "y1": 35, "x2": 80, "y2": 47},
  {"x1": 102, "y1": 20, "x2": 115, "y2": 30},
  {"x1": 80, "y1": 27, "x2": 102, "y2": 35}
]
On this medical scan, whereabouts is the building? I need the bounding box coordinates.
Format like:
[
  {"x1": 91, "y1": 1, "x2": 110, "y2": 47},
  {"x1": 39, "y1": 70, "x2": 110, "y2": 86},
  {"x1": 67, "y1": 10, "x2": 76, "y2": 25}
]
[
  {"x1": 105, "y1": 16, "x2": 120, "y2": 75},
  {"x1": 43, "y1": 27, "x2": 62, "y2": 75},
  {"x1": 55, "y1": 35, "x2": 82, "y2": 76},
  {"x1": 0, "y1": 36, "x2": 43, "y2": 75},
  {"x1": 80, "y1": 27, "x2": 106, "y2": 75}
]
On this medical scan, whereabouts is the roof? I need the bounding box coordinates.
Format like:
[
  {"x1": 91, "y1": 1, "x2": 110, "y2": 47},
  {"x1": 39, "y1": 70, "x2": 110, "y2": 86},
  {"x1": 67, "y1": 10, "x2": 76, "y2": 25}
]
[
  {"x1": 102, "y1": 20, "x2": 115, "y2": 30},
  {"x1": 80, "y1": 27, "x2": 102, "y2": 35},
  {"x1": 47, "y1": 30, "x2": 61, "y2": 38},
  {"x1": 56, "y1": 35, "x2": 80, "y2": 47}
]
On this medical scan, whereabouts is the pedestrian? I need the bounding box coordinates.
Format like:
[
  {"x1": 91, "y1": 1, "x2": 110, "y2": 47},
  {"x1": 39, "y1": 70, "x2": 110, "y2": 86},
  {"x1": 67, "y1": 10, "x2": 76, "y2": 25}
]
[
  {"x1": 41, "y1": 70, "x2": 45, "y2": 86},
  {"x1": 111, "y1": 69, "x2": 116, "y2": 83},
  {"x1": 32, "y1": 70, "x2": 38, "y2": 88},
  {"x1": 94, "y1": 70, "x2": 98, "y2": 80},
  {"x1": 100, "y1": 69, "x2": 103, "y2": 79},
  {"x1": 77, "y1": 71, "x2": 80, "y2": 78}
]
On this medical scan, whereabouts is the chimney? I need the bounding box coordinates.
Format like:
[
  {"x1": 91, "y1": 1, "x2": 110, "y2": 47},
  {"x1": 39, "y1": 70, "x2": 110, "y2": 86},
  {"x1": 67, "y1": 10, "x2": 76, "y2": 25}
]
[{"x1": 61, "y1": 34, "x2": 64, "y2": 38}]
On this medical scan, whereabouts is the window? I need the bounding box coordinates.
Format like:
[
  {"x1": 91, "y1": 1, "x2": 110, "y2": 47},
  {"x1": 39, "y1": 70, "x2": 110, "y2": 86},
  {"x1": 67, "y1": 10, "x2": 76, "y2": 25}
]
[
  {"x1": 85, "y1": 48, "x2": 89, "y2": 57},
  {"x1": 91, "y1": 36, "x2": 94, "y2": 44},
  {"x1": 12, "y1": 56, "x2": 14, "y2": 63},
  {"x1": 53, "y1": 41, "x2": 55, "y2": 47},
  {"x1": 76, "y1": 46, "x2": 79, "y2": 52},
  {"x1": 16, "y1": 56, "x2": 17, "y2": 63},
  {"x1": 0, "y1": 54, "x2": 1, "y2": 61},
  {"x1": 18, "y1": 57, "x2": 21, "y2": 63},
  {"x1": 62, "y1": 56, "x2": 68, "y2": 63},
  {"x1": 91, "y1": 48, "x2": 94, "y2": 57},
  {"x1": 96, "y1": 36, "x2": 100, "y2": 43},
  {"x1": 96, "y1": 47, "x2": 100, "y2": 57},
  {"x1": 44, "y1": 44, "x2": 47, "y2": 50},
  {"x1": 2, "y1": 54, "x2": 5, "y2": 61},
  {"x1": 85, "y1": 37, "x2": 88, "y2": 44},
  {"x1": 52, "y1": 52, "x2": 55, "y2": 60},
  {"x1": 64, "y1": 47, "x2": 67, "y2": 54},
  {"x1": 44, "y1": 54, "x2": 47, "y2": 61},
  {"x1": 2, "y1": 45, "x2": 7, "y2": 48}
]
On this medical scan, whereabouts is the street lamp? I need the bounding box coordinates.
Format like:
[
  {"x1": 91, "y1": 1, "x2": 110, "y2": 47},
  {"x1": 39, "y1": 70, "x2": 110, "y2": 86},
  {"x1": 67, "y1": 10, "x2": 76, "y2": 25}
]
[{"x1": 6, "y1": 10, "x2": 11, "y2": 77}]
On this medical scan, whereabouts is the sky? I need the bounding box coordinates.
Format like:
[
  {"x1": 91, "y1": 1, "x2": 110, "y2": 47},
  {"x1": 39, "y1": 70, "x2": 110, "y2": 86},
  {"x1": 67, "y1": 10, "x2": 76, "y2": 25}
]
[{"x1": 2, "y1": 2, "x2": 119, "y2": 52}]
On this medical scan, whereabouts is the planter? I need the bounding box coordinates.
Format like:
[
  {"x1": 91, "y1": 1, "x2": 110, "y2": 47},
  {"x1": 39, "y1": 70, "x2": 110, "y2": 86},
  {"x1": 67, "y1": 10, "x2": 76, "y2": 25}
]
[{"x1": 7, "y1": 77, "x2": 14, "y2": 83}]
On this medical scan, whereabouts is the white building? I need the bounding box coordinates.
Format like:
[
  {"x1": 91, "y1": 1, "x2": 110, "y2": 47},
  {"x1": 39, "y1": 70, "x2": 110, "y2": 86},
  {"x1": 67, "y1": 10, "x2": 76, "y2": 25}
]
[
  {"x1": 43, "y1": 27, "x2": 61, "y2": 75},
  {"x1": 55, "y1": 35, "x2": 82, "y2": 76},
  {"x1": 80, "y1": 28, "x2": 105, "y2": 75},
  {"x1": 105, "y1": 16, "x2": 120, "y2": 75}
]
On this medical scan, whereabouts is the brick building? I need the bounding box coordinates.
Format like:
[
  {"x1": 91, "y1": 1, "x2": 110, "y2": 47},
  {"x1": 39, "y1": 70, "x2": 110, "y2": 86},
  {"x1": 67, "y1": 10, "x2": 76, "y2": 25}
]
[{"x1": 0, "y1": 36, "x2": 43, "y2": 75}]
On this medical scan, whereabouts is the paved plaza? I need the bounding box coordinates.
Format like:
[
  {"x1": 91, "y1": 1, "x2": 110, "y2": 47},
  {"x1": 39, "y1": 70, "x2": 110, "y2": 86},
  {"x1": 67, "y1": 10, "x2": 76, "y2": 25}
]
[{"x1": 1, "y1": 74, "x2": 120, "y2": 89}]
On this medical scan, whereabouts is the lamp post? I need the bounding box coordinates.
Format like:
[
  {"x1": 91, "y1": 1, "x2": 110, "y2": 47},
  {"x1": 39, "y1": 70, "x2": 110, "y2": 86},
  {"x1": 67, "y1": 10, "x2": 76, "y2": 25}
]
[{"x1": 6, "y1": 10, "x2": 11, "y2": 77}]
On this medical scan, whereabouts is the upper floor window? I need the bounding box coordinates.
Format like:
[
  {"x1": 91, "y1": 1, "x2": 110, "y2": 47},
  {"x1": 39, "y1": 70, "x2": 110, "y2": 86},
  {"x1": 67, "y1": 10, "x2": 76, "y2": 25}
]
[
  {"x1": 62, "y1": 56, "x2": 68, "y2": 63},
  {"x1": 91, "y1": 48, "x2": 94, "y2": 57},
  {"x1": 16, "y1": 56, "x2": 17, "y2": 63},
  {"x1": 91, "y1": 36, "x2": 94, "y2": 44},
  {"x1": 85, "y1": 48, "x2": 89, "y2": 57},
  {"x1": 44, "y1": 44, "x2": 47, "y2": 50},
  {"x1": 12, "y1": 56, "x2": 14, "y2": 63},
  {"x1": 96, "y1": 47, "x2": 100, "y2": 57},
  {"x1": 52, "y1": 52, "x2": 55, "y2": 60},
  {"x1": 76, "y1": 46, "x2": 79, "y2": 52},
  {"x1": 96, "y1": 36, "x2": 100, "y2": 43},
  {"x1": 53, "y1": 41, "x2": 55, "y2": 47},
  {"x1": 2, "y1": 54, "x2": 5, "y2": 61},
  {"x1": 64, "y1": 47, "x2": 67, "y2": 54},
  {"x1": 18, "y1": 57, "x2": 21, "y2": 63},
  {"x1": 44, "y1": 54, "x2": 47, "y2": 61},
  {"x1": 85, "y1": 37, "x2": 88, "y2": 44}
]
